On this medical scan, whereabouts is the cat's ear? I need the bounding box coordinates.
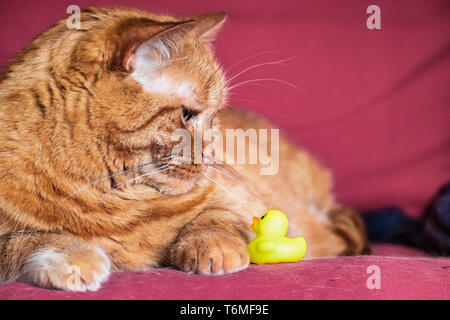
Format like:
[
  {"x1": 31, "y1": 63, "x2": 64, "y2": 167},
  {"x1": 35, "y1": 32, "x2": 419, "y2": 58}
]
[
  {"x1": 191, "y1": 12, "x2": 227, "y2": 43},
  {"x1": 114, "y1": 12, "x2": 226, "y2": 73},
  {"x1": 114, "y1": 20, "x2": 196, "y2": 72}
]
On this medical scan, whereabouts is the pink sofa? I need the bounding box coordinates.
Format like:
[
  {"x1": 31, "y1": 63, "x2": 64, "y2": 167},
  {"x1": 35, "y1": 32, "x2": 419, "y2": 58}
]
[
  {"x1": 0, "y1": 244, "x2": 449, "y2": 300},
  {"x1": 0, "y1": 0, "x2": 449, "y2": 299}
]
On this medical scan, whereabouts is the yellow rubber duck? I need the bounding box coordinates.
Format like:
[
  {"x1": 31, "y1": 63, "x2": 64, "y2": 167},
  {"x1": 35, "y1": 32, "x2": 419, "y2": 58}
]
[{"x1": 248, "y1": 210, "x2": 307, "y2": 264}]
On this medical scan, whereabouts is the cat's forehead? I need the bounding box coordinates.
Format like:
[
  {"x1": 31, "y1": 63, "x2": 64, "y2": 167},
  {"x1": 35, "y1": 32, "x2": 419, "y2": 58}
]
[
  {"x1": 130, "y1": 40, "x2": 225, "y2": 110},
  {"x1": 133, "y1": 69, "x2": 199, "y2": 107}
]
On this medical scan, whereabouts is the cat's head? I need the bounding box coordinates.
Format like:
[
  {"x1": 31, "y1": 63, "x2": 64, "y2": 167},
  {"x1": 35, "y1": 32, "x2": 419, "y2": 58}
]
[{"x1": 27, "y1": 7, "x2": 228, "y2": 195}]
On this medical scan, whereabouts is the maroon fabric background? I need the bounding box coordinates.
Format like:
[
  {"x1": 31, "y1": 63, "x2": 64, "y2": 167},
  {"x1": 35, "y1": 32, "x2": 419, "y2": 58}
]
[
  {"x1": 0, "y1": 0, "x2": 449, "y2": 300},
  {"x1": 0, "y1": 0, "x2": 449, "y2": 217}
]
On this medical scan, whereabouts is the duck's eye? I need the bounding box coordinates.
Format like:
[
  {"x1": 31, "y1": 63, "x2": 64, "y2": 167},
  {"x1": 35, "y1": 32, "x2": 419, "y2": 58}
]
[
  {"x1": 182, "y1": 107, "x2": 198, "y2": 123},
  {"x1": 261, "y1": 215, "x2": 266, "y2": 220}
]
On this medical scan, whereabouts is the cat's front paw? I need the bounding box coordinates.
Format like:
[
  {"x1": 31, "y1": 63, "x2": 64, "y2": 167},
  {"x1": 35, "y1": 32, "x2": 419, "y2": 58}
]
[
  {"x1": 170, "y1": 232, "x2": 249, "y2": 275},
  {"x1": 22, "y1": 243, "x2": 110, "y2": 292}
]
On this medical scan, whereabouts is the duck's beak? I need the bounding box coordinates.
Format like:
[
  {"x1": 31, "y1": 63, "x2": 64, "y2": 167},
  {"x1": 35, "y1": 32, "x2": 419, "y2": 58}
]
[{"x1": 251, "y1": 216, "x2": 261, "y2": 231}]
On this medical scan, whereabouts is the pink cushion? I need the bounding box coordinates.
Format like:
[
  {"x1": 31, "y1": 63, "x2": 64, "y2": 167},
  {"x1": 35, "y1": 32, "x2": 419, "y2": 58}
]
[{"x1": 0, "y1": 245, "x2": 448, "y2": 300}]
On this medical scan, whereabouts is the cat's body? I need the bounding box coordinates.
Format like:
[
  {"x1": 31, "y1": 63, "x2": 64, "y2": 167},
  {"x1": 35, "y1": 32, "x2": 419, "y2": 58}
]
[{"x1": 0, "y1": 7, "x2": 369, "y2": 291}]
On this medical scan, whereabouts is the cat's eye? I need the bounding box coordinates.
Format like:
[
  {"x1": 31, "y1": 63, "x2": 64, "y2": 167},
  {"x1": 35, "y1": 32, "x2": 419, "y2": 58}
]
[{"x1": 182, "y1": 107, "x2": 198, "y2": 124}]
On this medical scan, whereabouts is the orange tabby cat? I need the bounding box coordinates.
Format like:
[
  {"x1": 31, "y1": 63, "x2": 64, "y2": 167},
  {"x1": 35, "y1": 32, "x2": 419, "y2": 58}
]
[{"x1": 0, "y1": 7, "x2": 370, "y2": 291}]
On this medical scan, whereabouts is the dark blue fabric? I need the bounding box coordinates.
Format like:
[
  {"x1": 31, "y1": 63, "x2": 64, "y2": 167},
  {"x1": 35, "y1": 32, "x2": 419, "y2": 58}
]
[
  {"x1": 421, "y1": 182, "x2": 450, "y2": 255},
  {"x1": 363, "y1": 182, "x2": 450, "y2": 256}
]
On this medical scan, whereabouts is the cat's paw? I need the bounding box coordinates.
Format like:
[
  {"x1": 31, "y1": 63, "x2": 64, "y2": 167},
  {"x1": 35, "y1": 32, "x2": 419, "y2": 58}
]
[
  {"x1": 22, "y1": 243, "x2": 110, "y2": 292},
  {"x1": 170, "y1": 232, "x2": 249, "y2": 275}
]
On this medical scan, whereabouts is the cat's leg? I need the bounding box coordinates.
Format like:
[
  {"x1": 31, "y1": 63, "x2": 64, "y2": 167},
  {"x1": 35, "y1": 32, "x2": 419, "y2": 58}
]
[
  {"x1": 0, "y1": 232, "x2": 110, "y2": 291},
  {"x1": 169, "y1": 208, "x2": 251, "y2": 275}
]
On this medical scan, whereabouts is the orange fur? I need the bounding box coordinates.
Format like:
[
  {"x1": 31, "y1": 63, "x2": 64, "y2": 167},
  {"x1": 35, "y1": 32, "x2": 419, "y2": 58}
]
[{"x1": 0, "y1": 7, "x2": 369, "y2": 291}]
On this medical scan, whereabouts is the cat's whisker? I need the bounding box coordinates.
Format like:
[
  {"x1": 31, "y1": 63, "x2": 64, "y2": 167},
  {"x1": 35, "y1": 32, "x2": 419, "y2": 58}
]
[
  {"x1": 224, "y1": 50, "x2": 289, "y2": 75},
  {"x1": 226, "y1": 57, "x2": 293, "y2": 84},
  {"x1": 205, "y1": 161, "x2": 261, "y2": 202},
  {"x1": 68, "y1": 156, "x2": 175, "y2": 197},
  {"x1": 202, "y1": 170, "x2": 246, "y2": 206},
  {"x1": 91, "y1": 155, "x2": 173, "y2": 185},
  {"x1": 114, "y1": 164, "x2": 171, "y2": 189},
  {"x1": 207, "y1": 164, "x2": 248, "y2": 190},
  {"x1": 226, "y1": 83, "x2": 271, "y2": 95},
  {"x1": 227, "y1": 78, "x2": 302, "y2": 92}
]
